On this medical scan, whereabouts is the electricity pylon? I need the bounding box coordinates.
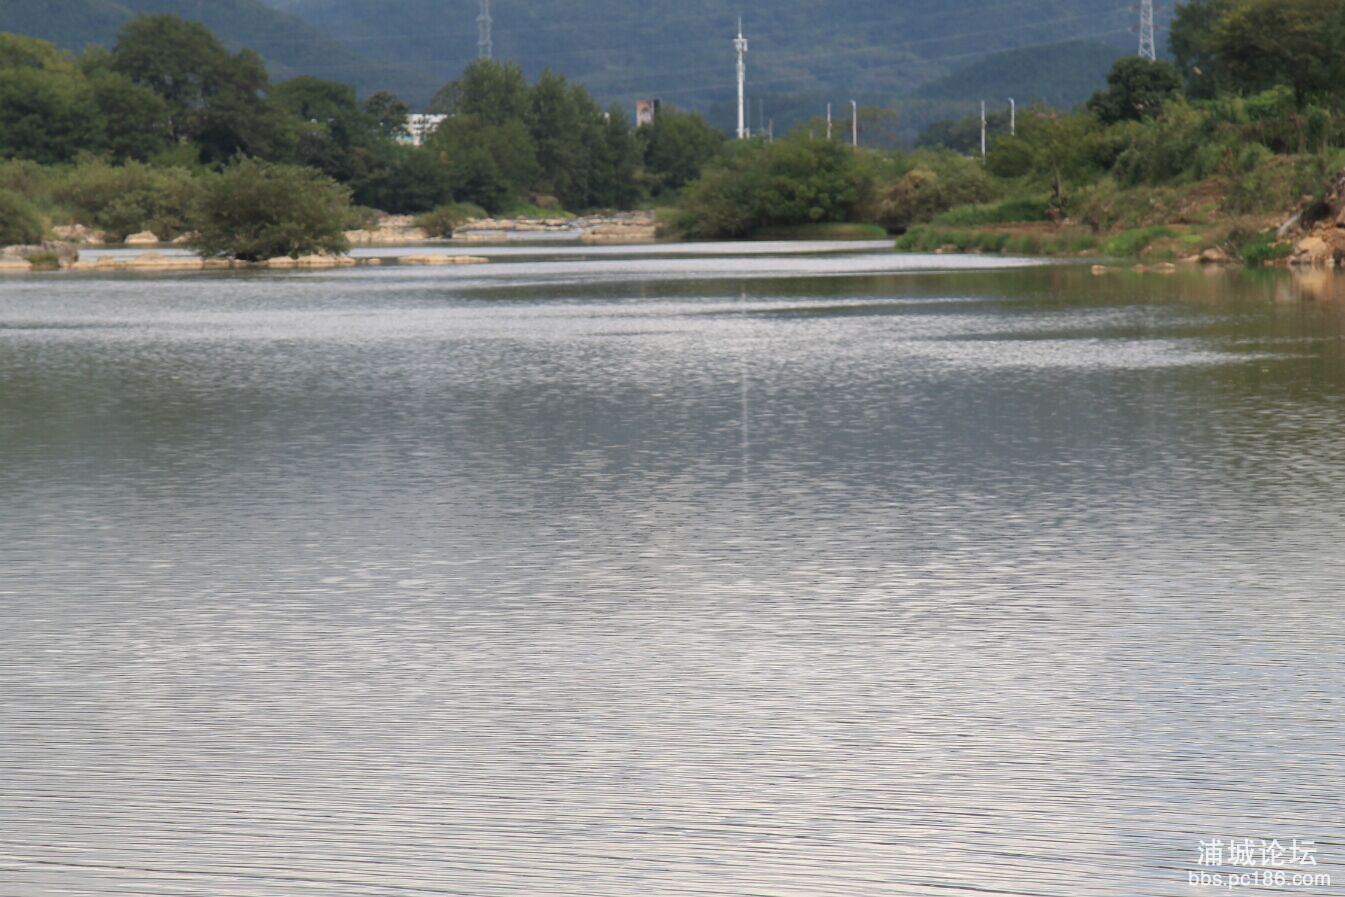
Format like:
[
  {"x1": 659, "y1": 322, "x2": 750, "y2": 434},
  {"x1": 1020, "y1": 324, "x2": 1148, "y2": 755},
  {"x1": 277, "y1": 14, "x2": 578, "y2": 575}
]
[
  {"x1": 478, "y1": 0, "x2": 494, "y2": 60},
  {"x1": 1138, "y1": 0, "x2": 1156, "y2": 61}
]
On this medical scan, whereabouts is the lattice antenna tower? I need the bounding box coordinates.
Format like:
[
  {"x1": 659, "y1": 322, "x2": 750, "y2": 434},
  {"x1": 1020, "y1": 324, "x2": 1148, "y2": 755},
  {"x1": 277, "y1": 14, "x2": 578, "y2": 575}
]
[
  {"x1": 479, "y1": 0, "x2": 494, "y2": 60},
  {"x1": 1138, "y1": 0, "x2": 1156, "y2": 61}
]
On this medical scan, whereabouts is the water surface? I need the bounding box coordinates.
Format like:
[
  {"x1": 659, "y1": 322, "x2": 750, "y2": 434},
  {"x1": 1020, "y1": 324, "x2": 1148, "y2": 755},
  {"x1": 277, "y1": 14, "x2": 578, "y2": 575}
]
[{"x1": 2, "y1": 246, "x2": 1342, "y2": 896}]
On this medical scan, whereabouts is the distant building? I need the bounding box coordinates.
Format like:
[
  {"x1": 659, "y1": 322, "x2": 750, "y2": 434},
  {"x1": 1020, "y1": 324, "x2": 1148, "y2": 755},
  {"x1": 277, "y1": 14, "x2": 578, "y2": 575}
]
[
  {"x1": 636, "y1": 99, "x2": 660, "y2": 127},
  {"x1": 401, "y1": 114, "x2": 448, "y2": 147}
]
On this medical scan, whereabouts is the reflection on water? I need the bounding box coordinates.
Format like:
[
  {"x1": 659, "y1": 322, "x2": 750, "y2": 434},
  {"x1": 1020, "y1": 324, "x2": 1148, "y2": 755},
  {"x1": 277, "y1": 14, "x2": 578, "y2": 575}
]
[{"x1": 1, "y1": 248, "x2": 1343, "y2": 896}]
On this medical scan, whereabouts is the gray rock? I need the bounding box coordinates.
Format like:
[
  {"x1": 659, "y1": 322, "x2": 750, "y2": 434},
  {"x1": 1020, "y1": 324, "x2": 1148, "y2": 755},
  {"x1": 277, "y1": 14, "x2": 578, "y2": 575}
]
[{"x1": 1, "y1": 241, "x2": 79, "y2": 265}]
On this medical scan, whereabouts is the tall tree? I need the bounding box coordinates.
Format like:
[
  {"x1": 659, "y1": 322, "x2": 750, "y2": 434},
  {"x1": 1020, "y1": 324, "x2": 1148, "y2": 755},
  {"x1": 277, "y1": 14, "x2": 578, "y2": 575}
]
[
  {"x1": 639, "y1": 106, "x2": 726, "y2": 195},
  {"x1": 0, "y1": 34, "x2": 101, "y2": 163},
  {"x1": 1169, "y1": 0, "x2": 1235, "y2": 98},
  {"x1": 111, "y1": 14, "x2": 289, "y2": 160},
  {"x1": 1210, "y1": 0, "x2": 1345, "y2": 106},
  {"x1": 1087, "y1": 57, "x2": 1183, "y2": 124}
]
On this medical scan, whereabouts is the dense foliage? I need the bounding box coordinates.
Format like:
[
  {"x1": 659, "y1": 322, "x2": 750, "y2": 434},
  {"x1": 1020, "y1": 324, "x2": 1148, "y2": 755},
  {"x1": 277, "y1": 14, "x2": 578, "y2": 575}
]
[
  {"x1": 674, "y1": 138, "x2": 875, "y2": 238},
  {"x1": 0, "y1": 17, "x2": 730, "y2": 245},
  {"x1": 188, "y1": 158, "x2": 351, "y2": 260},
  {"x1": 0, "y1": 187, "x2": 43, "y2": 244},
  {"x1": 425, "y1": 61, "x2": 643, "y2": 212}
]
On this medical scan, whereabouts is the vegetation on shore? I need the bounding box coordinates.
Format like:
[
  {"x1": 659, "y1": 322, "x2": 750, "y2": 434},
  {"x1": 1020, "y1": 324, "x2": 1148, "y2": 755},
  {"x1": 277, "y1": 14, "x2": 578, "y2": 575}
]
[
  {"x1": 663, "y1": 0, "x2": 1345, "y2": 263},
  {"x1": 3, "y1": 0, "x2": 1345, "y2": 263},
  {"x1": 0, "y1": 17, "x2": 726, "y2": 258}
]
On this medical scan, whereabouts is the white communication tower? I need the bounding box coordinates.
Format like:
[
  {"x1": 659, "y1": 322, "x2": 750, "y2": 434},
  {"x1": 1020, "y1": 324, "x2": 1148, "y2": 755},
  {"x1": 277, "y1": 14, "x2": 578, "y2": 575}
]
[
  {"x1": 479, "y1": 0, "x2": 494, "y2": 60},
  {"x1": 735, "y1": 19, "x2": 749, "y2": 139},
  {"x1": 1139, "y1": 0, "x2": 1156, "y2": 61}
]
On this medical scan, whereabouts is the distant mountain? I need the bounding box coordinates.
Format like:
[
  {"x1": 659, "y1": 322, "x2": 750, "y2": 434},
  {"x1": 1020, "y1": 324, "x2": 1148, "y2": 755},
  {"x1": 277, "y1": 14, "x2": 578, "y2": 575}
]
[
  {"x1": 261, "y1": 0, "x2": 1158, "y2": 116},
  {"x1": 0, "y1": 0, "x2": 438, "y2": 100},
  {"x1": 914, "y1": 39, "x2": 1126, "y2": 109},
  {"x1": 0, "y1": 1, "x2": 1161, "y2": 129}
]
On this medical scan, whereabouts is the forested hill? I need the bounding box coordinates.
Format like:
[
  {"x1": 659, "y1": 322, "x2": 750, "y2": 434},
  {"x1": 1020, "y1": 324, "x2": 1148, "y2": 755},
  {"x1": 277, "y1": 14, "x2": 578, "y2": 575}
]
[
  {"x1": 266, "y1": 0, "x2": 1160, "y2": 111},
  {"x1": 0, "y1": 0, "x2": 438, "y2": 100},
  {"x1": 0, "y1": 0, "x2": 1169, "y2": 118},
  {"x1": 915, "y1": 39, "x2": 1126, "y2": 109}
]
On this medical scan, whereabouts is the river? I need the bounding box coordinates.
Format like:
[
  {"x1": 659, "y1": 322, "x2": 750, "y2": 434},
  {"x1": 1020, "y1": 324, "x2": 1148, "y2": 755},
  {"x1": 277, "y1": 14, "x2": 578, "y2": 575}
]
[{"x1": 1, "y1": 244, "x2": 1341, "y2": 896}]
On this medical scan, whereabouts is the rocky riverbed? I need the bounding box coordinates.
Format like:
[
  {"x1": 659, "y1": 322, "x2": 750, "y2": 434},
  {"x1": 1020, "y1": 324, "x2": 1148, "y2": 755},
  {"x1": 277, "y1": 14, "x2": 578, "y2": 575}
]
[{"x1": 345, "y1": 211, "x2": 658, "y2": 246}]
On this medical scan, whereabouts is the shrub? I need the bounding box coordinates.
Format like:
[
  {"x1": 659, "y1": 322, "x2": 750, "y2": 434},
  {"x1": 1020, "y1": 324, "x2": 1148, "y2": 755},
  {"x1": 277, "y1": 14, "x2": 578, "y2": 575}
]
[
  {"x1": 935, "y1": 197, "x2": 1049, "y2": 226},
  {"x1": 48, "y1": 161, "x2": 200, "y2": 240},
  {"x1": 344, "y1": 205, "x2": 380, "y2": 232},
  {"x1": 414, "y1": 202, "x2": 487, "y2": 237},
  {"x1": 24, "y1": 252, "x2": 60, "y2": 270},
  {"x1": 0, "y1": 189, "x2": 44, "y2": 245},
  {"x1": 877, "y1": 151, "x2": 999, "y2": 230},
  {"x1": 1239, "y1": 230, "x2": 1292, "y2": 266},
  {"x1": 188, "y1": 158, "x2": 352, "y2": 261},
  {"x1": 1100, "y1": 226, "x2": 1174, "y2": 257},
  {"x1": 676, "y1": 137, "x2": 875, "y2": 239}
]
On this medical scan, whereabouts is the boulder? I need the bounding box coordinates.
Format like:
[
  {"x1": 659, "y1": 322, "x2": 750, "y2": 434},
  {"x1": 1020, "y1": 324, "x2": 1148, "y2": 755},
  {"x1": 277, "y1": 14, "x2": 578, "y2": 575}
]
[
  {"x1": 580, "y1": 224, "x2": 657, "y2": 245},
  {"x1": 2, "y1": 241, "x2": 79, "y2": 267},
  {"x1": 345, "y1": 214, "x2": 431, "y2": 245},
  {"x1": 51, "y1": 224, "x2": 105, "y2": 246},
  {"x1": 123, "y1": 253, "x2": 204, "y2": 270},
  {"x1": 1290, "y1": 235, "x2": 1336, "y2": 267},
  {"x1": 124, "y1": 231, "x2": 160, "y2": 246},
  {"x1": 1199, "y1": 247, "x2": 1230, "y2": 265},
  {"x1": 294, "y1": 254, "x2": 356, "y2": 268},
  {"x1": 397, "y1": 254, "x2": 489, "y2": 265},
  {"x1": 71, "y1": 254, "x2": 205, "y2": 271}
]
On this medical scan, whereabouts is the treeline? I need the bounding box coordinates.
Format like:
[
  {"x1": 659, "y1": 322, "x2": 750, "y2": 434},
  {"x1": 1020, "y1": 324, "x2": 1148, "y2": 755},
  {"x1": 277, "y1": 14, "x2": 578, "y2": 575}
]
[
  {"x1": 0, "y1": 14, "x2": 726, "y2": 229},
  {"x1": 673, "y1": 0, "x2": 1345, "y2": 255}
]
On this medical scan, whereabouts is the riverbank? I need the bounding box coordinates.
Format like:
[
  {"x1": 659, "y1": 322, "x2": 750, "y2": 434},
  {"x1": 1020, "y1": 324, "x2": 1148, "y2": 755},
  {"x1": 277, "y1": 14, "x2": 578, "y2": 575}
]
[
  {"x1": 344, "y1": 211, "x2": 659, "y2": 246},
  {"x1": 0, "y1": 249, "x2": 491, "y2": 273}
]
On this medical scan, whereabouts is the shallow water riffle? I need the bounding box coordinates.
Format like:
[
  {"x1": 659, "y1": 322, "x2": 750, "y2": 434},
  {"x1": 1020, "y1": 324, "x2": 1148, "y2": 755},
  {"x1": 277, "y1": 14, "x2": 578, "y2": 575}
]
[{"x1": 1, "y1": 246, "x2": 1342, "y2": 897}]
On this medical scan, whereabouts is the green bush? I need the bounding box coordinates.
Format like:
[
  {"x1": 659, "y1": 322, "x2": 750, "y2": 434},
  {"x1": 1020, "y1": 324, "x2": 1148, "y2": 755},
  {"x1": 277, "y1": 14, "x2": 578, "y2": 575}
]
[
  {"x1": 188, "y1": 158, "x2": 352, "y2": 261},
  {"x1": 344, "y1": 205, "x2": 380, "y2": 232},
  {"x1": 935, "y1": 197, "x2": 1049, "y2": 226},
  {"x1": 1100, "y1": 226, "x2": 1174, "y2": 257},
  {"x1": 24, "y1": 252, "x2": 60, "y2": 270},
  {"x1": 414, "y1": 202, "x2": 487, "y2": 237},
  {"x1": 876, "y1": 151, "x2": 999, "y2": 230},
  {"x1": 1005, "y1": 235, "x2": 1045, "y2": 255},
  {"x1": 676, "y1": 137, "x2": 875, "y2": 239},
  {"x1": 48, "y1": 161, "x2": 200, "y2": 240},
  {"x1": 0, "y1": 189, "x2": 45, "y2": 244},
  {"x1": 1239, "y1": 230, "x2": 1292, "y2": 266}
]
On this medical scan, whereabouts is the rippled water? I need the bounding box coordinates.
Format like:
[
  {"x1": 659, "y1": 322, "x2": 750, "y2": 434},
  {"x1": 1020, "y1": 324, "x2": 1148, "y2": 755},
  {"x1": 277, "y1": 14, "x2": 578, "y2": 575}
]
[{"x1": 2, "y1": 245, "x2": 1343, "y2": 896}]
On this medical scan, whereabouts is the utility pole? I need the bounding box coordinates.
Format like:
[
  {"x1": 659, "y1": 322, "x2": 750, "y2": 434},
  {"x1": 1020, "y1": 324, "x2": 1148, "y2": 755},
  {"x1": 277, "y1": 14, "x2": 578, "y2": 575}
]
[
  {"x1": 735, "y1": 19, "x2": 749, "y2": 139},
  {"x1": 980, "y1": 100, "x2": 987, "y2": 160},
  {"x1": 851, "y1": 99, "x2": 858, "y2": 147},
  {"x1": 1009, "y1": 98, "x2": 1016, "y2": 136},
  {"x1": 826, "y1": 103, "x2": 832, "y2": 141},
  {"x1": 1139, "y1": 0, "x2": 1156, "y2": 61},
  {"x1": 478, "y1": 0, "x2": 493, "y2": 60}
]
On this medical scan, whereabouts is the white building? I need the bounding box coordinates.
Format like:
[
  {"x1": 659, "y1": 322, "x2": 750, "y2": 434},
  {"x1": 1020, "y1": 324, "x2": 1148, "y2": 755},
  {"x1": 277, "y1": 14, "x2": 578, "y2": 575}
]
[{"x1": 400, "y1": 114, "x2": 448, "y2": 147}]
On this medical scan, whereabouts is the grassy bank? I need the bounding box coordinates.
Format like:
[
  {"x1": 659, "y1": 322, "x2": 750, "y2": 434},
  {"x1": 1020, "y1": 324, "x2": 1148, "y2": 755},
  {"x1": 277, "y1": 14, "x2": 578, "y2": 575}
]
[
  {"x1": 754, "y1": 223, "x2": 889, "y2": 241},
  {"x1": 893, "y1": 171, "x2": 1304, "y2": 263}
]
